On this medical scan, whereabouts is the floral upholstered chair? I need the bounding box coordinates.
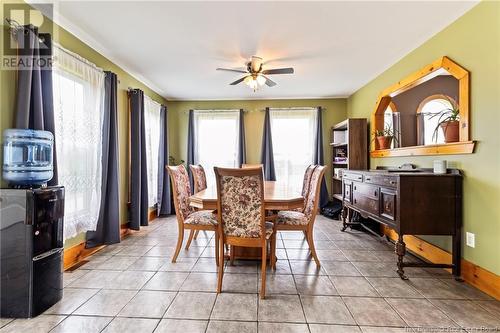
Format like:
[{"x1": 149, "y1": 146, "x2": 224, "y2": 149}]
[
  {"x1": 214, "y1": 166, "x2": 276, "y2": 299},
  {"x1": 190, "y1": 164, "x2": 207, "y2": 193},
  {"x1": 274, "y1": 165, "x2": 327, "y2": 268},
  {"x1": 187, "y1": 164, "x2": 208, "y2": 248},
  {"x1": 294, "y1": 165, "x2": 317, "y2": 212},
  {"x1": 167, "y1": 165, "x2": 219, "y2": 264}
]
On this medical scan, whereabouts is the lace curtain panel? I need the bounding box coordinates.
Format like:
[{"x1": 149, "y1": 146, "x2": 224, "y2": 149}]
[
  {"x1": 52, "y1": 45, "x2": 105, "y2": 240},
  {"x1": 193, "y1": 110, "x2": 240, "y2": 186},
  {"x1": 144, "y1": 95, "x2": 162, "y2": 207},
  {"x1": 270, "y1": 108, "x2": 317, "y2": 191}
]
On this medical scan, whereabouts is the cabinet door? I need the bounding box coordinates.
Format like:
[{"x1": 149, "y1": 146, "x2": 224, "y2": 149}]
[
  {"x1": 380, "y1": 188, "x2": 397, "y2": 221},
  {"x1": 343, "y1": 181, "x2": 352, "y2": 203}
]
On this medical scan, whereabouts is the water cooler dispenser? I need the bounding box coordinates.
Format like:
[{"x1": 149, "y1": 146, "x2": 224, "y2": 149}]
[{"x1": 1, "y1": 129, "x2": 64, "y2": 317}]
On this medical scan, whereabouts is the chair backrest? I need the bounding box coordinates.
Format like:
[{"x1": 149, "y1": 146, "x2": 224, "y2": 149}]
[
  {"x1": 167, "y1": 165, "x2": 193, "y2": 220},
  {"x1": 214, "y1": 167, "x2": 265, "y2": 239},
  {"x1": 301, "y1": 165, "x2": 317, "y2": 198},
  {"x1": 241, "y1": 163, "x2": 263, "y2": 169},
  {"x1": 190, "y1": 164, "x2": 207, "y2": 193},
  {"x1": 303, "y1": 165, "x2": 327, "y2": 221}
]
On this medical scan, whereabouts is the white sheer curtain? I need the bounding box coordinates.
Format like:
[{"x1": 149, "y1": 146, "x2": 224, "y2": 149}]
[
  {"x1": 270, "y1": 108, "x2": 317, "y2": 191},
  {"x1": 52, "y1": 44, "x2": 105, "y2": 240},
  {"x1": 193, "y1": 110, "x2": 240, "y2": 186},
  {"x1": 144, "y1": 96, "x2": 162, "y2": 207}
]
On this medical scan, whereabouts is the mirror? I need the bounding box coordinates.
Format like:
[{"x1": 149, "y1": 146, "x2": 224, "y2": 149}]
[{"x1": 371, "y1": 56, "x2": 475, "y2": 157}]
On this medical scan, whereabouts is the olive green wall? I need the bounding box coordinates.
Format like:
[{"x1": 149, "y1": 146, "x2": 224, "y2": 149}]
[
  {"x1": 347, "y1": 1, "x2": 500, "y2": 275},
  {"x1": 167, "y1": 99, "x2": 347, "y2": 195},
  {"x1": 0, "y1": 3, "x2": 167, "y2": 248}
]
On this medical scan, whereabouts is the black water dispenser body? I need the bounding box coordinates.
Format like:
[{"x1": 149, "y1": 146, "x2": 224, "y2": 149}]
[{"x1": 0, "y1": 186, "x2": 64, "y2": 318}]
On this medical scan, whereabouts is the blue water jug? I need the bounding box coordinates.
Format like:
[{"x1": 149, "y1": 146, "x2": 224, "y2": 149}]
[{"x1": 2, "y1": 129, "x2": 54, "y2": 186}]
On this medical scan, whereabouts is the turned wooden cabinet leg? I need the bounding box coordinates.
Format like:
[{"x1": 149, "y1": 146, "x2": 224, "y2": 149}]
[
  {"x1": 341, "y1": 206, "x2": 348, "y2": 232},
  {"x1": 395, "y1": 234, "x2": 408, "y2": 280}
]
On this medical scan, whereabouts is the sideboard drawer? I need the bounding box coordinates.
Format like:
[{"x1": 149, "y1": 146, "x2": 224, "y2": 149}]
[
  {"x1": 353, "y1": 182, "x2": 379, "y2": 200},
  {"x1": 364, "y1": 175, "x2": 398, "y2": 188},
  {"x1": 343, "y1": 172, "x2": 363, "y2": 182},
  {"x1": 353, "y1": 192, "x2": 379, "y2": 216}
]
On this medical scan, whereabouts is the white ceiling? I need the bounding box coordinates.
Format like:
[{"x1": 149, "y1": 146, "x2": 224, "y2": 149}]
[{"x1": 36, "y1": 1, "x2": 477, "y2": 100}]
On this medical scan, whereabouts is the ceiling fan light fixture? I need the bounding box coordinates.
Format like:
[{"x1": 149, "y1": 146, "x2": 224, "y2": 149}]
[{"x1": 256, "y1": 75, "x2": 266, "y2": 86}]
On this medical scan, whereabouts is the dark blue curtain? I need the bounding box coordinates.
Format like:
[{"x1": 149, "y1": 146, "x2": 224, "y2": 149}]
[
  {"x1": 158, "y1": 105, "x2": 172, "y2": 215},
  {"x1": 186, "y1": 109, "x2": 195, "y2": 191},
  {"x1": 14, "y1": 25, "x2": 58, "y2": 185},
  {"x1": 86, "y1": 72, "x2": 120, "y2": 246},
  {"x1": 238, "y1": 109, "x2": 246, "y2": 167},
  {"x1": 129, "y1": 89, "x2": 149, "y2": 229},
  {"x1": 314, "y1": 106, "x2": 329, "y2": 208},
  {"x1": 260, "y1": 107, "x2": 276, "y2": 181}
]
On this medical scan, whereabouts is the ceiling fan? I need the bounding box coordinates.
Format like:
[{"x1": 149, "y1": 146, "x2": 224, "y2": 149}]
[{"x1": 216, "y1": 56, "x2": 294, "y2": 90}]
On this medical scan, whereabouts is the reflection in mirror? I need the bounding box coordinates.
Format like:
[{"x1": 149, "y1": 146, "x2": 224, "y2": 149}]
[
  {"x1": 417, "y1": 96, "x2": 456, "y2": 145},
  {"x1": 383, "y1": 102, "x2": 401, "y2": 148}
]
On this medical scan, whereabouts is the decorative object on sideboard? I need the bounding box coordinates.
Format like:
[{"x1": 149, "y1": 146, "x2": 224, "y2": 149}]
[{"x1": 433, "y1": 160, "x2": 447, "y2": 174}]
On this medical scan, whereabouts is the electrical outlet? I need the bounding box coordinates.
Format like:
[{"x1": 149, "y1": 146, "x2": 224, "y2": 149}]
[{"x1": 466, "y1": 232, "x2": 475, "y2": 248}]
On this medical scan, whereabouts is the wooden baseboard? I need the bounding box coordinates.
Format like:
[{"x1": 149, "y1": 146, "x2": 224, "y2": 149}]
[
  {"x1": 383, "y1": 226, "x2": 500, "y2": 300},
  {"x1": 63, "y1": 242, "x2": 105, "y2": 270}
]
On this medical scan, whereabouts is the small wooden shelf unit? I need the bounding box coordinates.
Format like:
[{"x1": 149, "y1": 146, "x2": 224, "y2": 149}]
[{"x1": 331, "y1": 118, "x2": 368, "y2": 202}]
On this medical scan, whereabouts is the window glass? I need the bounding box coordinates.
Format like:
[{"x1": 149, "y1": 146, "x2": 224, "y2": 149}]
[
  {"x1": 270, "y1": 108, "x2": 316, "y2": 190},
  {"x1": 194, "y1": 110, "x2": 240, "y2": 186},
  {"x1": 144, "y1": 96, "x2": 162, "y2": 207}
]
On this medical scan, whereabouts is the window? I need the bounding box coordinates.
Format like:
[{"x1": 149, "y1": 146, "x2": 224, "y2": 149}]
[
  {"x1": 144, "y1": 96, "x2": 162, "y2": 207},
  {"x1": 194, "y1": 110, "x2": 240, "y2": 186},
  {"x1": 417, "y1": 95, "x2": 456, "y2": 145},
  {"x1": 270, "y1": 108, "x2": 317, "y2": 190},
  {"x1": 52, "y1": 45, "x2": 105, "y2": 240}
]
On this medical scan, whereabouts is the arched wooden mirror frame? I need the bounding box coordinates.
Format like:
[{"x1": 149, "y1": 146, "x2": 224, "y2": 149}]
[{"x1": 371, "y1": 56, "x2": 476, "y2": 157}]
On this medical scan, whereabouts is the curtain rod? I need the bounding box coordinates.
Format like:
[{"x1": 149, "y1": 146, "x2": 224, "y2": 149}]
[
  {"x1": 184, "y1": 109, "x2": 246, "y2": 115},
  {"x1": 262, "y1": 107, "x2": 322, "y2": 111},
  {"x1": 53, "y1": 42, "x2": 104, "y2": 73}
]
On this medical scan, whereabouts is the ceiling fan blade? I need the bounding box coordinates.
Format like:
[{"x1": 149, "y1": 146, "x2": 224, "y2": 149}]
[
  {"x1": 217, "y1": 68, "x2": 248, "y2": 74},
  {"x1": 262, "y1": 67, "x2": 294, "y2": 75},
  {"x1": 229, "y1": 76, "x2": 247, "y2": 85},
  {"x1": 263, "y1": 75, "x2": 277, "y2": 87}
]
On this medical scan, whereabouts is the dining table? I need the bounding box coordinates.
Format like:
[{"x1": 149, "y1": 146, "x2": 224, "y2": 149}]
[{"x1": 189, "y1": 181, "x2": 304, "y2": 260}]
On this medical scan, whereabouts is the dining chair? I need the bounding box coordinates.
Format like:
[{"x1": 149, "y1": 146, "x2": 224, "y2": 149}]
[
  {"x1": 167, "y1": 165, "x2": 219, "y2": 264},
  {"x1": 295, "y1": 164, "x2": 317, "y2": 212},
  {"x1": 273, "y1": 165, "x2": 327, "y2": 268},
  {"x1": 241, "y1": 163, "x2": 263, "y2": 169},
  {"x1": 187, "y1": 164, "x2": 208, "y2": 248},
  {"x1": 214, "y1": 166, "x2": 276, "y2": 299}
]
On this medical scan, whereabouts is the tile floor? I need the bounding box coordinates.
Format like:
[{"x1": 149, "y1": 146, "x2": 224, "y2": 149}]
[{"x1": 1, "y1": 215, "x2": 499, "y2": 333}]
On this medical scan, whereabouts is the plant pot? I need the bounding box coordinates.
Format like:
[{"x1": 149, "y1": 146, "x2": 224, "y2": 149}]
[
  {"x1": 376, "y1": 136, "x2": 393, "y2": 150},
  {"x1": 440, "y1": 120, "x2": 459, "y2": 143}
]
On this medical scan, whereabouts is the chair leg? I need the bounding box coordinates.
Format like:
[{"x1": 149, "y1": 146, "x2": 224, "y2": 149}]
[
  {"x1": 306, "y1": 230, "x2": 321, "y2": 268},
  {"x1": 172, "y1": 225, "x2": 185, "y2": 263},
  {"x1": 185, "y1": 230, "x2": 196, "y2": 250},
  {"x1": 230, "y1": 245, "x2": 235, "y2": 266},
  {"x1": 217, "y1": 237, "x2": 224, "y2": 294},
  {"x1": 270, "y1": 232, "x2": 277, "y2": 270},
  {"x1": 193, "y1": 230, "x2": 200, "y2": 240},
  {"x1": 260, "y1": 243, "x2": 267, "y2": 299},
  {"x1": 215, "y1": 231, "x2": 219, "y2": 267}
]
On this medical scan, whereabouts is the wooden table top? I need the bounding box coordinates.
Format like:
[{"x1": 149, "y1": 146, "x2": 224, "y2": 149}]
[{"x1": 189, "y1": 181, "x2": 304, "y2": 211}]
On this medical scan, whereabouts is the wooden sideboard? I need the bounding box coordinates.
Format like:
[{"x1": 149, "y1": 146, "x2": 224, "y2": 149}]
[{"x1": 341, "y1": 168, "x2": 462, "y2": 280}]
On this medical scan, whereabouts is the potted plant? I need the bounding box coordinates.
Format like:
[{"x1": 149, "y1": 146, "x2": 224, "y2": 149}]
[
  {"x1": 373, "y1": 126, "x2": 397, "y2": 150},
  {"x1": 432, "y1": 98, "x2": 460, "y2": 143}
]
